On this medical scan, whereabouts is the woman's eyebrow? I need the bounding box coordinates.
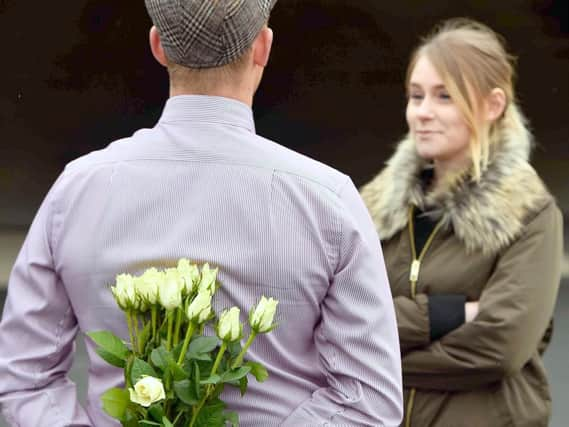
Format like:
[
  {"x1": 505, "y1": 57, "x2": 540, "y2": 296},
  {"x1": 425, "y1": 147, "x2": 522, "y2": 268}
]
[{"x1": 409, "y1": 82, "x2": 446, "y2": 90}]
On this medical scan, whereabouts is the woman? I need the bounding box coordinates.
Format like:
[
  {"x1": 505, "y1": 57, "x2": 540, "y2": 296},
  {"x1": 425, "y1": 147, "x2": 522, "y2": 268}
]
[{"x1": 360, "y1": 18, "x2": 563, "y2": 427}]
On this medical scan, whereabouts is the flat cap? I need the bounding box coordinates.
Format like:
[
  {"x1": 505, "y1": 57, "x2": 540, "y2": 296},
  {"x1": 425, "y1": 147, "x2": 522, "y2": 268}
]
[{"x1": 145, "y1": 0, "x2": 278, "y2": 68}]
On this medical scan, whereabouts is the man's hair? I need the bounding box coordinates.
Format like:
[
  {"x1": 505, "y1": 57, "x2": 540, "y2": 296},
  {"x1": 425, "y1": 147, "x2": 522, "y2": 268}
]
[
  {"x1": 406, "y1": 18, "x2": 526, "y2": 181},
  {"x1": 167, "y1": 46, "x2": 253, "y2": 93}
]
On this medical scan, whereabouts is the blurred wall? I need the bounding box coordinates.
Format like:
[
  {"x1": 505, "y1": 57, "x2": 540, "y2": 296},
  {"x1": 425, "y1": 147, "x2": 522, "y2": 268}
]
[{"x1": 1, "y1": 0, "x2": 567, "y2": 226}]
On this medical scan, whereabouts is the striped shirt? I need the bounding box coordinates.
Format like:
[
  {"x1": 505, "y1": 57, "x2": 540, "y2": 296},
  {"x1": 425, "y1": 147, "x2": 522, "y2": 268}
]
[{"x1": 0, "y1": 95, "x2": 402, "y2": 426}]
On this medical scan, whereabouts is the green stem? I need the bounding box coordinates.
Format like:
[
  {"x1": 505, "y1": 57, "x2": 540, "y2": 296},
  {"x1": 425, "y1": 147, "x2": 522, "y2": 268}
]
[
  {"x1": 189, "y1": 400, "x2": 203, "y2": 427},
  {"x1": 177, "y1": 322, "x2": 195, "y2": 365},
  {"x1": 125, "y1": 312, "x2": 136, "y2": 354},
  {"x1": 166, "y1": 310, "x2": 174, "y2": 351},
  {"x1": 211, "y1": 342, "x2": 227, "y2": 378},
  {"x1": 173, "y1": 308, "x2": 183, "y2": 347},
  {"x1": 132, "y1": 313, "x2": 140, "y2": 354},
  {"x1": 189, "y1": 342, "x2": 227, "y2": 427},
  {"x1": 164, "y1": 372, "x2": 172, "y2": 417},
  {"x1": 232, "y1": 332, "x2": 256, "y2": 369},
  {"x1": 135, "y1": 405, "x2": 148, "y2": 418},
  {"x1": 125, "y1": 354, "x2": 134, "y2": 389},
  {"x1": 172, "y1": 410, "x2": 184, "y2": 426},
  {"x1": 138, "y1": 314, "x2": 145, "y2": 354},
  {"x1": 151, "y1": 306, "x2": 157, "y2": 345},
  {"x1": 129, "y1": 312, "x2": 140, "y2": 357}
]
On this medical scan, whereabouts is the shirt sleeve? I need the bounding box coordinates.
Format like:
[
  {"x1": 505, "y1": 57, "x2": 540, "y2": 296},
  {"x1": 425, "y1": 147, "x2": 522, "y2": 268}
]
[
  {"x1": 0, "y1": 177, "x2": 92, "y2": 426},
  {"x1": 281, "y1": 178, "x2": 403, "y2": 426},
  {"x1": 401, "y1": 202, "x2": 563, "y2": 391}
]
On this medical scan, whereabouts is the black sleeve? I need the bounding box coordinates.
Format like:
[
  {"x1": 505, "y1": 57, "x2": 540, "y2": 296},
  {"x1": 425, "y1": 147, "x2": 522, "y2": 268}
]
[{"x1": 428, "y1": 294, "x2": 466, "y2": 341}]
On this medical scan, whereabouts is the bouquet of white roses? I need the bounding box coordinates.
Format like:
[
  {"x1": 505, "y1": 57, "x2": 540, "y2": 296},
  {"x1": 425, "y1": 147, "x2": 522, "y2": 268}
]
[{"x1": 87, "y1": 259, "x2": 278, "y2": 427}]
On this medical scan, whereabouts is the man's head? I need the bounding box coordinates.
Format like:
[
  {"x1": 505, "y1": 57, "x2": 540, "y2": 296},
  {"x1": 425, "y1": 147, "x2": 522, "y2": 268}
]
[{"x1": 145, "y1": 0, "x2": 277, "y2": 102}]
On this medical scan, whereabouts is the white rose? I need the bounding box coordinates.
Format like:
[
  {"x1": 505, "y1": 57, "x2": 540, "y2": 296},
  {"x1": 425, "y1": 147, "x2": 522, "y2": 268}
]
[
  {"x1": 186, "y1": 290, "x2": 212, "y2": 324},
  {"x1": 217, "y1": 307, "x2": 241, "y2": 342},
  {"x1": 135, "y1": 267, "x2": 163, "y2": 306},
  {"x1": 177, "y1": 258, "x2": 200, "y2": 295},
  {"x1": 129, "y1": 375, "x2": 165, "y2": 407},
  {"x1": 198, "y1": 263, "x2": 218, "y2": 295},
  {"x1": 249, "y1": 296, "x2": 278, "y2": 333},
  {"x1": 111, "y1": 273, "x2": 137, "y2": 310},
  {"x1": 159, "y1": 268, "x2": 183, "y2": 310}
]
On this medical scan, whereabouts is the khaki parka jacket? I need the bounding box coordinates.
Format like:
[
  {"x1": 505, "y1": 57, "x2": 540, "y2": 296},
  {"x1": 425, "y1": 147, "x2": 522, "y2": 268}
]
[{"x1": 361, "y1": 115, "x2": 563, "y2": 427}]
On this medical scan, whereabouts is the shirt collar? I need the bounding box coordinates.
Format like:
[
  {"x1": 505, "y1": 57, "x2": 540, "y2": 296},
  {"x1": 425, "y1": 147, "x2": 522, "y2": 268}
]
[{"x1": 157, "y1": 95, "x2": 256, "y2": 133}]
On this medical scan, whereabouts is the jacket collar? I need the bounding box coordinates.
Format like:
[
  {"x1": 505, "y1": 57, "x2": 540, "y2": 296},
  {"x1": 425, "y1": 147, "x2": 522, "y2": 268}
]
[{"x1": 360, "y1": 106, "x2": 551, "y2": 254}]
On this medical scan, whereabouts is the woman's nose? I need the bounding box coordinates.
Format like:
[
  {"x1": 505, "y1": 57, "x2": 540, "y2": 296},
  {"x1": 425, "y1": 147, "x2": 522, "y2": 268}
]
[{"x1": 416, "y1": 97, "x2": 435, "y2": 119}]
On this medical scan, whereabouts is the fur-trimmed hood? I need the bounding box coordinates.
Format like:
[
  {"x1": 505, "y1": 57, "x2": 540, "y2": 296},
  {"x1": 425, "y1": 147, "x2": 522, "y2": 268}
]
[{"x1": 360, "y1": 107, "x2": 552, "y2": 255}]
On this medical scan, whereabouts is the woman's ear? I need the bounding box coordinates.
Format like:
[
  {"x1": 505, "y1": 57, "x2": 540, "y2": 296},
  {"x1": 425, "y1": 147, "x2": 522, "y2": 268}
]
[
  {"x1": 485, "y1": 88, "x2": 507, "y2": 123},
  {"x1": 149, "y1": 26, "x2": 168, "y2": 67}
]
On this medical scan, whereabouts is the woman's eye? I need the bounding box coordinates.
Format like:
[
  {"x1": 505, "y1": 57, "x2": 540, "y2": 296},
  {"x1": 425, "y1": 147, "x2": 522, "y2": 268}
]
[
  {"x1": 409, "y1": 93, "x2": 423, "y2": 100},
  {"x1": 438, "y1": 92, "x2": 452, "y2": 100}
]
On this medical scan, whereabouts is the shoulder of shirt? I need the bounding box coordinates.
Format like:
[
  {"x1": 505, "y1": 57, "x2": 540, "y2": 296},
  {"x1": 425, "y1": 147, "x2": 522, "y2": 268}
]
[
  {"x1": 251, "y1": 133, "x2": 351, "y2": 196},
  {"x1": 60, "y1": 128, "x2": 352, "y2": 198},
  {"x1": 62, "y1": 135, "x2": 133, "y2": 174}
]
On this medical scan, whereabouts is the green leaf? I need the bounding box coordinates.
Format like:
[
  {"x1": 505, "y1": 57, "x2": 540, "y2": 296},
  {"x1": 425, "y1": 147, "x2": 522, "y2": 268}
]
[
  {"x1": 187, "y1": 336, "x2": 219, "y2": 361},
  {"x1": 245, "y1": 361, "x2": 269, "y2": 383},
  {"x1": 207, "y1": 398, "x2": 226, "y2": 410},
  {"x1": 87, "y1": 330, "x2": 130, "y2": 357},
  {"x1": 162, "y1": 416, "x2": 174, "y2": 427},
  {"x1": 173, "y1": 379, "x2": 199, "y2": 405},
  {"x1": 123, "y1": 409, "x2": 139, "y2": 427},
  {"x1": 130, "y1": 357, "x2": 158, "y2": 385},
  {"x1": 101, "y1": 387, "x2": 129, "y2": 419},
  {"x1": 139, "y1": 421, "x2": 161, "y2": 426},
  {"x1": 221, "y1": 366, "x2": 251, "y2": 383},
  {"x1": 168, "y1": 358, "x2": 189, "y2": 381},
  {"x1": 210, "y1": 383, "x2": 225, "y2": 399},
  {"x1": 194, "y1": 399, "x2": 226, "y2": 427},
  {"x1": 87, "y1": 331, "x2": 130, "y2": 367},
  {"x1": 170, "y1": 363, "x2": 190, "y2": 381},
  {"x1": 227, "y1": 341, "x2": 242, "y2": 358},
  {"x1": 224, "y1": 411, "x2": 239, "y2": 427},
  {"x1": 195, "y1": 359, "x2": 214, "y2": 377},
  {"x1": 148, "y1": 404, "x2": 164, "y2": 422},
  {"x1": 238, "y1": 376, "x2": 248, "y2": 396},
  {"x1": 95, "y1": 347, "x2": 126, "y2": 368},
  {"x1": 170, "y1": 341, "x2": 184, "y2": 364},
  {"x1": 193, "y1": 361, "x2": 202, "y2": 398},
  {"x1": 150, "y1": 345, "x2": 173, "y2": 372},
  {"x1": 200, "y1": 374, "x2": 221, "y2": 385}
]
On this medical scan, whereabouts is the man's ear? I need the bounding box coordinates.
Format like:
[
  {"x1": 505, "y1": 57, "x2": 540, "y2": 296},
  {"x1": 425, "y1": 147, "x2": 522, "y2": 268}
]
[
  {"x1": 252, "y1": 26, "x2": 273, "y2": 68},
  {"x1": 149, "y1": 26, "x2": 168, "y2": 67},
  {"x1": 485, "y1": 88, "x2": 507, "y2": 123}
]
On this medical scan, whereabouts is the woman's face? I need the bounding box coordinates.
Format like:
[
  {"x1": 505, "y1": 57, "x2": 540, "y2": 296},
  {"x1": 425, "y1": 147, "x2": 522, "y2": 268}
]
[{"x1": 406, "y1": 55, "x2": 472, "y2": 166}]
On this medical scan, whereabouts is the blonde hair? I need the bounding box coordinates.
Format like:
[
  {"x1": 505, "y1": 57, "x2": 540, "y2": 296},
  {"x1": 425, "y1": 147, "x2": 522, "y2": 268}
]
[{"x1": 406, "y1": 18, "x2": 525, "y2": 180}]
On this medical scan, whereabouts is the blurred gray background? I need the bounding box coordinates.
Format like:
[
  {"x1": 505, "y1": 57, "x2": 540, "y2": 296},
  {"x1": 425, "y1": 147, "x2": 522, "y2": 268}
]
[{"x1": 1, "y1": 0, "x2": 567, "y2": 425}]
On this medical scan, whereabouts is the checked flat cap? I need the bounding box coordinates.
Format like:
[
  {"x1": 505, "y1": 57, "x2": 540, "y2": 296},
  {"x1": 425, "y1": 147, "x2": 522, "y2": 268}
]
[{"x1": 145, "y1": 0, "x2": 278, "y2": 68}]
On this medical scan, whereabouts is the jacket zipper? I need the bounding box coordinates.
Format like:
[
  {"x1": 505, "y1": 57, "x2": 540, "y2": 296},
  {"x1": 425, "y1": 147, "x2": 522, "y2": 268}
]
[{"x1": 404, "y1": 205, "x2": 444, "y2": 427}]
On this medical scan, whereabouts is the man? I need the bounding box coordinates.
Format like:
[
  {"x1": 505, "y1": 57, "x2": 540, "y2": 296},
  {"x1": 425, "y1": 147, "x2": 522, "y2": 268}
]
[{"x1": 0, "y1": 1, "x2": 402, "y2": 425}]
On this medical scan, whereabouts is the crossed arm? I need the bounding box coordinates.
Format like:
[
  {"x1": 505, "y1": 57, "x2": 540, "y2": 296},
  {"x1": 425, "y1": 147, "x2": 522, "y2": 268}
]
[{"x1": 393, "y1": 204, "x2": 562, "y2": 391}]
